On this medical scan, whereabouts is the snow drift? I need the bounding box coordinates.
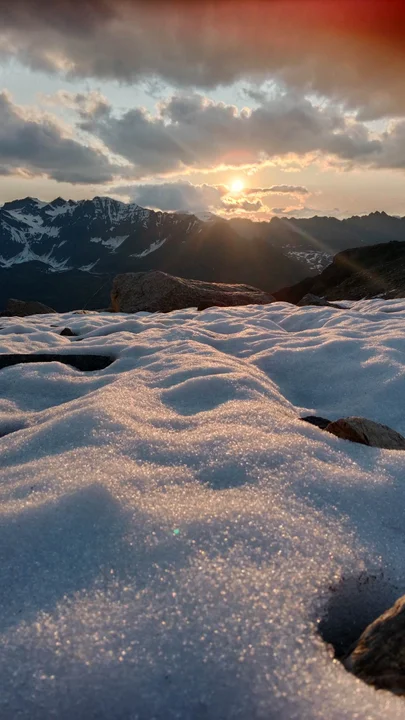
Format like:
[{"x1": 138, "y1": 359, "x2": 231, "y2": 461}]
[{"x1": 1, "y1": 299, "x2": 405, "y2": 718}]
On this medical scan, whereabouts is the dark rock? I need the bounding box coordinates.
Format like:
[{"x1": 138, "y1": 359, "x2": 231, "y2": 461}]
[
  {"x1": 111, "y1": 270, "x2": 275, "y2": 314},
  {"x1": 0, "y1": 354, "x2": 114, "y2": 372},
  {"x1": 344, "y1": 594, "x2": 405, "y2": 694},
  {"x1": 297, "y1": 294, "x2": 343, "y2": 309},
  {"x1": 301, "y1": 415, "x2": 332, "y2": 430},
  {"x1": 297, "y1": 294, "x2": 330, "y2": 307},
  {"x1": 5, "y1": 298, "x2": 56, "y2": 316},
  {"x1": 60, "y1": 327, "x2": 78, "y2": 337},
  {"x1": 326, "y1": 417, "x2": 405, "y2": 450}
]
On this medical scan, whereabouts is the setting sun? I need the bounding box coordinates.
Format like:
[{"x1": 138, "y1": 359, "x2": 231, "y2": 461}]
[{"x1": 230, "y1": 179, "x2": 244, "y2": 193}]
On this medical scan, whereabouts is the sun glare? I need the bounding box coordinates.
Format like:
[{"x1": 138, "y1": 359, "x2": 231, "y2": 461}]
[{"x1": 230, "y1": 179, "x2": 244, "y2": 193}]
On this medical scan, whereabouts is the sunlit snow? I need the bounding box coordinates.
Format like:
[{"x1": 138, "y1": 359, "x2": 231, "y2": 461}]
[{"x1": 1, "y1": 299, "x2": 405, "y2": 718}]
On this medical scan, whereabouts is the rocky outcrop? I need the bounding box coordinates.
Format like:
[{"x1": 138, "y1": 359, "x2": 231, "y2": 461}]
[
  {"x1": 60, "y1": 327, "x2": 78, "y2": 337},
  {"x1": 273, "y1": 240, "x2": 405, "y2": 303},
  {"x1": 344, "y1": 594, "x2": 405, "y2": 694},
  {"x1": 297, "y1": 294, "x2": 343, "y2": 308},
  {"x1": 4, "y1": 298, "x2": 56, "y2": 316},
  {"x1": 111, "y1": 271, "x2": 275, "y2": 314},
  {"x1": 302, "y1": 415, "x2": 405, "y2": 450},
  {"x1": 326, "y1": 417, "x2": 405, "y2": 450}
]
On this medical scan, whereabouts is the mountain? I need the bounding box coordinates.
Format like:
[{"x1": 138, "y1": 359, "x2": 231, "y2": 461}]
[
  {"x1": 1, "y1": 196, "x2": 405, "y2": 310},
  {"x1": 0, "y1": 196, "x2": 305, "y2": 310},
  {"x1": 273, "y1": 240, "x2": 405, "y2": 303}
]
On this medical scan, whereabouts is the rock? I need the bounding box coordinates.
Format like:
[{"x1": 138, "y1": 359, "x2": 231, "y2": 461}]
[
  {"x1": 111, "y1": 271, "x2": 275, "y2": 314},
  {"x1": 297, "y1": 294, "x2": 343, "y2": 309},
  {"x1": 344, "y1": 594, "x2": 405, "y2": 694},
  {"x1": 5, "y1": 298, "x2": 56, "y2": 316},
  {"x1": 60, "y1": 327, "x2": 78, "y2": 337},
  {"x1": 0, "y1": 354, "x2": 114, "y2": 372},
  {"x1": 297, "y1": 294, "x2": 330, "y2": 307},
  {"x1": 301, "y1": 415, "x2": 332, "y2": 430},
  {"x1": 325, "y1": 417, "x2": 405, "y2": 450}
]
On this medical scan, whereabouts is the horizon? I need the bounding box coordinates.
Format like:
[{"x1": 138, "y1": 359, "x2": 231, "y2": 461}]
[
  {"x1": 2, "y1": 194, "x2": 403, "y2": 223},
  {"x1": 1, "y1": 0, "x2": 405, "y2": 220}
]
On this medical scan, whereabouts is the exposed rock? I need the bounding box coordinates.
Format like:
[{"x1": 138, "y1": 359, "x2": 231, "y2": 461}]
[
  {"x1": 60, "y1": 327, "x2": 78, "y2": 337},
  {"x1": 273, "y1": 240, "x2": 405, "y2": 303},
  {"x1": 0, "y1": 354, "x2": 114, "y2": 372},
  {"x1": 297, "y1": 293, "x2": 343, "y2": 309},
  {"x1": 344, "y1": 594, "x2": 405, "y2": 694},
  {"x1": 301, "y1": 415, "x2": 332, "y2": 430},
  {"x1": 5, "y1": 298, "x2": 56, "y2": 317},
  {"x1": 111, "y1": 271, "x2": 275, "y2": 314},
  {"x1": 325, "y1": 417, "x2": 405, "y2": 450},
  {"x1": 297, "y1": 294, "x2": 329, "y2": 307}
]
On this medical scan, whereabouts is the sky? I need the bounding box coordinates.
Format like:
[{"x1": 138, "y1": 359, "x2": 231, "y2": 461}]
[{"x1": 0, "y1": 0, "x2": 405, "y2": 220}]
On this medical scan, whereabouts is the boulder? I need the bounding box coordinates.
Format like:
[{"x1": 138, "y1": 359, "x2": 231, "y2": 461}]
[
  {"x1": 60, "y1": 327, "x2": 78, "y2": 337},
  {"x1": 5, "y1": 298, "x2": 56, "y2": 316},
  {"x1": 344, "y1": 594, "x2": 405, "y2": 694},
  {"x1": 111, "y1": 271, "x2": 275, "y2": 314},
  {"x1": 297, "y1": 294, "x2": 343, "y2": 309},
  {"x1": 301, "y1": 415, "x2": 332, "y2": 430},
  {"x1": 325, "y1": 417, "x2": 405, "y2": 450}
]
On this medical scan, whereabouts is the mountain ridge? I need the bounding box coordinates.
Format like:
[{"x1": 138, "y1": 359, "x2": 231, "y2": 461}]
[{"x1": 1, "y1": 195, "x2": 405, "y2": 310}]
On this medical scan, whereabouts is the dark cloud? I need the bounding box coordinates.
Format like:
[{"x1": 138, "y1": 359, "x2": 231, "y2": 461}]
[
  {"x1": 117, "y1": 181, "x2": 226, "y2": 212},
  {"x1": 1, "y1": 1, "x2": 405, "y2": 117},
  {"x1": 79, "y1": 92, "x2": 382, "y2": 178},
  {"x1": 221, "y1": 198, "x2": 263, "y2": 213},
  {"x1": 112, "y1": 181, "x2": 268, "y2": 214},
  {"x1": 113, "y1": 180, "x2": 312, "y2": 215},
  {"x1": 245, "y1": 185, "x2": 309, "y2": 196},
  {"x1": 0, "y1": 91, "x2": 117, "y2": 183}
]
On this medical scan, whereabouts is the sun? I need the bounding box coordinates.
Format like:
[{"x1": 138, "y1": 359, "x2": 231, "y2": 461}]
[{"x1": 230, "y1": 179, "x2": 244, "y2": 193}]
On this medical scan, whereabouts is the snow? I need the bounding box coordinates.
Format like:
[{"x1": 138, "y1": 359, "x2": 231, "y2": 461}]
[
  {"x1": 132, "y1": 236, "x2": 169, "y2": 257},
  {"x1": 286, "y1": 248, "x2": 332, "y2": 272},
  {"x1": 79, "y1": 260, "x2": 100, "y2": 272},
  {"x1": 1, "y1": 298, "x2": 405, "y2": 718},
  {"x1": 0, "y1": 244, "x2": 71, "y2": 270},
  {"x1": 90, "y1": 235, "x2": 129, "y2": 251},
  {"x1": 44, "y1": 203, "x2": 76, "y2": 218}
]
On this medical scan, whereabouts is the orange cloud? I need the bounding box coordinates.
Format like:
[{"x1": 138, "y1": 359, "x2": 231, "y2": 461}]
[{"x1": 1, "y1": 1, "x2": 405, "y2": 117}]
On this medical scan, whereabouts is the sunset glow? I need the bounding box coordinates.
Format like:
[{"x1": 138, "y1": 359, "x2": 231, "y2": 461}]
[{"x1": 230, "y1": 179, "x2": 244, "y2": 193}]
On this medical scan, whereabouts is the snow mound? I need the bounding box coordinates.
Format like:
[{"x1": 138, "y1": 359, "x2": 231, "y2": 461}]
[{"x1": 1, "y1": 298, "x2": 405, "y2": 718}]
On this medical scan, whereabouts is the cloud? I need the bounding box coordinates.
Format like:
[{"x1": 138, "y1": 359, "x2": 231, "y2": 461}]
[
  {"x1": 271, "y1": 206, "x2": 330, "y2": 218},
  {"x1": 79, "y1": 91, "x2": 382, "y2": 178},
  {"x1": 245, "y1": 185, "x2": 309, "y2": 196},
  {"x1": 113, "y1": 180, "x2": 269, "y2": 214},
  {"x1": 0, "y1": 91, "x2": 117, "y2": 183},
  {"x1": 116, "y1": 181, "x2": 226, "y2": 212},
  {"x1": 221, "y1": 198, "x2": 263, "y2": 213},
  {"x1": 1, "y1": 0, "x2": 405, "y2": 118}
]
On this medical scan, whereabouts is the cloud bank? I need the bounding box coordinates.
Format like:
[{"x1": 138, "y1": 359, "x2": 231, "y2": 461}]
[
  {"x1": 1, "y1": 0, "x2": 404, "y2": 118},
  {"x1": 0, "y1": 91, "x2": 117, "y2": 183}
]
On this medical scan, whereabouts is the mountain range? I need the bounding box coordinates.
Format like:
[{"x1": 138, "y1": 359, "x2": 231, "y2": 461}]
[{"x1": 1, "y1": 195, "x2": 405, "y2": 310}]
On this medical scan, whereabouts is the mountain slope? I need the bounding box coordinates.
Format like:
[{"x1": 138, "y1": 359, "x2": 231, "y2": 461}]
[
  {"x1": 273, "y1": 240, "x2": 405, "y2": 302},
  {"x1": 0, "y1": 197, "x2": 306, "y2": 310},
  {"x1": 1, "y1": 196, "x2": 405, "y2": 310}
]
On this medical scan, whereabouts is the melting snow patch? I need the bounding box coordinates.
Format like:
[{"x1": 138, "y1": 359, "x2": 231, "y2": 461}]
[
  {"x1": 90, "y1": 235, "x2": 129, "y2": 250},
  {"x1": 1, "y1": 299, "x2": 405, "y2": 718},
  {"x1": 132, "y1": 236, "x2": 169, "y2": 257}
]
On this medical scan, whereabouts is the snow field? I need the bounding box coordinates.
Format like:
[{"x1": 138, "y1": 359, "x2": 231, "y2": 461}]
[{"x1": 1, "y1": 299, "x2": 405, "y2": 717}]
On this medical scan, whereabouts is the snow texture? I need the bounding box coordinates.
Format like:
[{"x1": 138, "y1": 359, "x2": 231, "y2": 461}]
[{"x1": 1, "y1": 298, "x2": 405, "y2": 718}]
